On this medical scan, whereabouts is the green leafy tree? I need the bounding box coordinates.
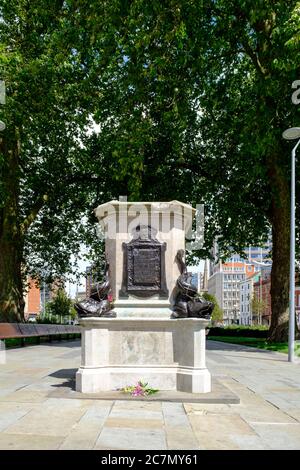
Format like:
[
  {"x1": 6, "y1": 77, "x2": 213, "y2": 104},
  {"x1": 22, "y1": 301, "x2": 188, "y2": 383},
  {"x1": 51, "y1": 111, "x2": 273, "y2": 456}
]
[
  {"x1": 0, "y1": 1, "x2": 118, "y2": 321},
  {"x1": 89, "y1": 1, "x2": 299, "y2": 341},
  {"x1": 45, "y1": 289, "x2": 72, "y2": 324},
  {"x1": 1, "y1": 0, "x2": 299, "y2": 345},
  {"x1": 201, "y1": 292, "x2": 223, "y2": 324},
  {"x1": 251, "y1": 294, "x2": 268, "y2": 325},
  {"x1": 192, "y1": 0, "x2": 300, "y2": 341},
  {"x1": 70, "y1": 305, "x2": 78, "y2": 321}
]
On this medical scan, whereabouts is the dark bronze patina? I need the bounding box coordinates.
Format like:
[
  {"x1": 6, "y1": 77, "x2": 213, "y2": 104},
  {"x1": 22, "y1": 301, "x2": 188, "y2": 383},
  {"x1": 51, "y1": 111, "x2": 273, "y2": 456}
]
[
  {"x1": 74, "y1": 263, "x2": 116, "y2": 318},
  {"x1": 172, "y1": 250, "x2": 214, "y2": 319},
  {"x1": 120, "y1": 225, "x2": 168, "y2": 298}
]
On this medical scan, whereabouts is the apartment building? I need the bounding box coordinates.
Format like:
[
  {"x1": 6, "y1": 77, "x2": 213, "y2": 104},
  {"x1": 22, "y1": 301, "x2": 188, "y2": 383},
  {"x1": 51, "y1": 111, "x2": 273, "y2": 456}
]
[
  {"x1": 239, "y1": 272, "x2": 260, "y2": 325},
  {"x1": 208, "y1": 261, "x2": 257, "y2": 325}
]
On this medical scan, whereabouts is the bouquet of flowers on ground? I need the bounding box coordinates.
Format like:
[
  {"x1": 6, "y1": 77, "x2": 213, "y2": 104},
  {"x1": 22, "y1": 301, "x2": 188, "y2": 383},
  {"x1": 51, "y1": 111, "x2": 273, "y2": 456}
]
[{"x1": 120, "y1": 381, "x2": 159, "y2": 397}]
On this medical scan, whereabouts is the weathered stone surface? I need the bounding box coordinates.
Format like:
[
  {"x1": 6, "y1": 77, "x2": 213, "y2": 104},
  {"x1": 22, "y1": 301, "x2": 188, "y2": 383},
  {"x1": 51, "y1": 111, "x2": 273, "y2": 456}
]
[
  {"x1": 0, "y1": 433, "x2": 64, "y2": 450},
  {"x1": 105, "y1": 417, "x2": 163, "y2": 429},
  {"x1": 76, "y1": 317, "x2": 211, "y2": 394},
  {"x1": 1, "y1": 339, "x2": 300, "y2": 450},
  {"x1": 4, "y1": 398, "x2": 90, "y2": 437},
  {"x1": 189, "y1": 414, "x2": 260, "y2": 450},
  {"x1": 59, "y1": 403, "x2": 111, "y2": 450},
  {"x1": 95, "y1": 201, "x2": 195, "y2": 317},
  {"x1": 95, "y1": 427, "x2": 167, "y2": 450},
  {"x1": 249, "y1": 423, "x2": 300, "y2": 450},
  {"x1": 165, "y1": 426, "x2": 200, "y2": 450}
]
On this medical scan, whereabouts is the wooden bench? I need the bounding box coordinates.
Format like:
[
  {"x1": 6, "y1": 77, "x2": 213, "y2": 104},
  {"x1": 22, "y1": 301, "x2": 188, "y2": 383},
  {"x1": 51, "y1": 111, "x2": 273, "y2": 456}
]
[{"x1": 0, "y1": 323, "x2": 81, "y2": 346}]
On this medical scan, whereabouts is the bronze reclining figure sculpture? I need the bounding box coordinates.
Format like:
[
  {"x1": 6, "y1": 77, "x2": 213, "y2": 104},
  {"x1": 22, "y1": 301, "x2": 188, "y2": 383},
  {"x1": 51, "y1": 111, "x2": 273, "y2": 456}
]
[
  {"x1": 74, "y1": 263, "x2": 116, "y2": 318},
  {"x1": 172, "y1": 250, "x2": 214, "y2": 319}
]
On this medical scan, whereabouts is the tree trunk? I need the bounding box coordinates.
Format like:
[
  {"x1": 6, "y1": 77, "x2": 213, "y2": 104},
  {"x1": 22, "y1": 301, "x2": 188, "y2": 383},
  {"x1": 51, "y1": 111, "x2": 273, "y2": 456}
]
[
  {"x1": 0, "y1": 136, "x2": 25, "y2": 322},
  {"x1": 268, "y1": 213, "x2": 290, "y2": 342},
  {"x1": 0, "y1": 237, "x2": 24, "y2": 322},
  {"x1": 267, "y1": 157, "x2": 296, "y2": 342}
]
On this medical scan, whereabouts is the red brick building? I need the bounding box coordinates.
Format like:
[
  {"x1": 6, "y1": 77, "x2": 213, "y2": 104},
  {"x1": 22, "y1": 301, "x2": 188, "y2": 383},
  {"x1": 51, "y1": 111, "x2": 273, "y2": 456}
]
[
  {"x1": 24, "y1": 277, "x2": 67, "y2": 320},
  {"x1": 254, "y1": 273, "x2": 300, "y2": 327},
  {"x1": 24, "y1": 278, "x2": 41, "y2": 320},
  {"x1": 253, "y1": 273, "x2": 272, "y2": 326}
]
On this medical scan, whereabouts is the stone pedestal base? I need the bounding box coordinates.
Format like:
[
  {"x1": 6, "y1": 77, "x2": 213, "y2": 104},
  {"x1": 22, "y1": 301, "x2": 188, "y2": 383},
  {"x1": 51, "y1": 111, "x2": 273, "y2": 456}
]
[
  {"x1": 76, "y1": 318, "x2": 211, "y2": 394},
  {"x1": 113, "y1": 299, "x2": 173, "y2": 318}
]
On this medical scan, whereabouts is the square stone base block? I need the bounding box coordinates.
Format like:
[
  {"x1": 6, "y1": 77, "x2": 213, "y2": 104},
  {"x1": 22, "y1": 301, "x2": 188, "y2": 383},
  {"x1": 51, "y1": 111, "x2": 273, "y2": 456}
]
[{"x1": 76, "y1": 317, "x2": 211, "y2": 394}]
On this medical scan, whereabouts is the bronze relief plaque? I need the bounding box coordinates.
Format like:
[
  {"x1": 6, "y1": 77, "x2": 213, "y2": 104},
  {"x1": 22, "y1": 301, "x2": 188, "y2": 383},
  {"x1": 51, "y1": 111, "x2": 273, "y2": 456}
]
[{"x1": 121, "y1": 225, "x2": 168, "y2": 298}]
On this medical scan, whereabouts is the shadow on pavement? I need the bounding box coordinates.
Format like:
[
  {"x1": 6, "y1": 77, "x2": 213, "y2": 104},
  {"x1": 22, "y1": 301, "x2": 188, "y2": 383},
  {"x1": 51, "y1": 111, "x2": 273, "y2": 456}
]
[
  {"x1": 48, "y1": 368, "x2": 76, "y2": 390},
  {"x1": 49, "y1": 368, "x2": 77, "y2": 379}
]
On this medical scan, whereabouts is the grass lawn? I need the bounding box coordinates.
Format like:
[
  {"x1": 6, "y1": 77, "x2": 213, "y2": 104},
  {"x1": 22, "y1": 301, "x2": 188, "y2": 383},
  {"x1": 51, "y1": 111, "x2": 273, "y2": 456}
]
[{"x1": 208, "y1": 335, "x2": 300, "y2": 357}]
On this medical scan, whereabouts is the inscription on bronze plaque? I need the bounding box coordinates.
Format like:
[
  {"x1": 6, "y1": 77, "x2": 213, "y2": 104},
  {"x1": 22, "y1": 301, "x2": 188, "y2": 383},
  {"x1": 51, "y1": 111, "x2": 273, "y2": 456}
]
[
  {"x1": 133, "y1": 248, "x2": 160, "y2": 285},
  {"x1": 120, "y1": 225, "x2": 168, "y2": 298}
]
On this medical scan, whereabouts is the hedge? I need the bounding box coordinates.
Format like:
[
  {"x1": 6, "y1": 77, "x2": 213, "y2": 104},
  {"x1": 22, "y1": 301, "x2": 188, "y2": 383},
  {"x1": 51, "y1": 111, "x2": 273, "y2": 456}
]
[{"x1": 207, "y1": 326, "x2": 269, "y2": 338}]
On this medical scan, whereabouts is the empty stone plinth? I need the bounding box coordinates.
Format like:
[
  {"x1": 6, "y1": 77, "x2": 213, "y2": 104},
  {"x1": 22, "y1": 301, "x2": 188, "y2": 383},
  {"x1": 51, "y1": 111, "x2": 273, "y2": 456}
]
[
  {"x1": 76, "y1": 317, "x2": 211, "y2": 394},
  {"x1": 94, "y1": 201, "x2": 196, "y2": 318}
]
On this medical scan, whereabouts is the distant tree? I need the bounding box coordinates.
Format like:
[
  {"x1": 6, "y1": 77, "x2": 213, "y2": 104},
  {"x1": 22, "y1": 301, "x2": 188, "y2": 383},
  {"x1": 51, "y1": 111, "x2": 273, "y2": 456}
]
[
  {"x1": 201, "y1": 292, "x2": 223, "y2": 325},
  {"x1": 70, "y1": 305, "x2": 78, "y2": 321},
  {"x1": 45, "y1": 289, "x2": 72, "y2": 324},
  {"x1": 251, "y1": 294, "x2": 268, "y2": 326}
]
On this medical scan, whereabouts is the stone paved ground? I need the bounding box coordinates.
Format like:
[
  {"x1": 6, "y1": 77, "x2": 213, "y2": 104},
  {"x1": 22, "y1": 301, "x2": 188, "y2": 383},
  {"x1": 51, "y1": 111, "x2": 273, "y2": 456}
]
[{"x1": 0, "y1": 339, "x2": 299, "y2": 450}]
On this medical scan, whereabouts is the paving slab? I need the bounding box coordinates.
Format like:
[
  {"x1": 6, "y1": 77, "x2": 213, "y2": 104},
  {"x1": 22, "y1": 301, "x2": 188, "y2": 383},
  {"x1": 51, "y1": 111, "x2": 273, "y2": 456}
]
[
  {"x1": 0, "y1": 390, "x2": 50, "y2": 403},
  {"x1": 165, "y1": 425, "x2": 200, "y2": 450},
  {"x1": 189, "y1": 414, "x2": 262, "y2": 450},
  {"x1": 0, "y1": 433, "x2": 64, "y2": 450},
  {"x1": 0, "y1": 339, "x2": 299, "y2": 450},
  {"x1": 3, "y1": 399, "x2": 90, "y2": 437},
  {"x1": 112, "y1": 400, "x2": 162, "y2": 411},
  {"x1": 95, "y1": 427, "x2": 167, "y2": 450},
  {"x1": 249, "y1": 422, "x2": 300, "y2": 450},
  {"x1": 284, "y1": 409, "x2": 300, "y2": 422},
  {"x1": 0, "y1": 407, "x2": 31, "y2": 432},
  {"x1": 105, "y1": 417, "x2": 163, "y2": 429},
  {"x1": 59, "y1": 403, "x2": 112, "y2": 450},
  {"x1": 162, "y1": 402, "x2": 191, "y2": 427},
  {"x1": 51, "y1": 378, "x2": 239, "y2": 404},
  {"x1": 109, "y1": 407, "x2": 163, "y2": 421}
]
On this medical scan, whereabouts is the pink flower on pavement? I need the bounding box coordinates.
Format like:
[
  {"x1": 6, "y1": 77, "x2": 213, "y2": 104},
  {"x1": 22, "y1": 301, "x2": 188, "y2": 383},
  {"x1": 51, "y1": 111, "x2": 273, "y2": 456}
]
[
  {"x1": 132, "y1": 384, "x2": 144, "y2": 396},
  {"x1": 120, "y1": 381, "x2": 158, "y2": 397}
]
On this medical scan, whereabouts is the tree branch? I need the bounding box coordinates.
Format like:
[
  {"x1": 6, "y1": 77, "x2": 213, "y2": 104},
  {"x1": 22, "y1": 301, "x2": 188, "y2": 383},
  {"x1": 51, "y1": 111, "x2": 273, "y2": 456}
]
[
  {"x1": 21, "y1": 194, "x2": 48, "y2": 235},
  {"x1": 240, "y1": 39, "x2": 269, "y2": 77}
]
